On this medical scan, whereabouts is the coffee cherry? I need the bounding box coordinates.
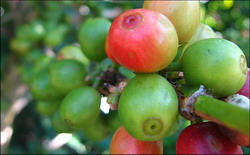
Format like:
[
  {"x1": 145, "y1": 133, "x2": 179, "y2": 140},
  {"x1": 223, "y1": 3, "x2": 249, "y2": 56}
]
[{"x1": 176, "y1": 122, "x2": 243, "y2": 154}]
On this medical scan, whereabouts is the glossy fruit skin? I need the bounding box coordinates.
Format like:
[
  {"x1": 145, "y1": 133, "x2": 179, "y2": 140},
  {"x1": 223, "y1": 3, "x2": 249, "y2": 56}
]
[
  {"x1": 83, "y1": 113, "x2": 110, "y2": 142},
  {"x1": 164, "y1": 115, "x2": 182, "y2": 137},
  {"x1": 30, "y1": 72, "x2": 64, "y2": 102},
  {"x1": 36, "y1": 100, "x2": 61, "y2": 116},
  {"x1": 237, "y1": 68, "x2": 250, "y2": 98},
  {"x1": 143, "y1": 1, "x2": 200, "y2": 44},
  {"x1": 57, "y1": 45, "x2": 90, "y2": 67},
  {"x1": 107, "y1": 9, "x2": 178, "y2": 73},
  {"x1": 52, "y1": 111, "x2": 73, "y2": 133},
  {"x1": 105, "y1": 34, "x2": 119, "y2": 64},
  {"x1": 60, "y1": 86, "x2": 101, "y2": 129},
  {"x1": 49, "y1": 59, "x2": 87, "y2": 94},
  {"x1": 78, "y1": 18, "x2": 111, "y2": 61},
  {"x1": 176, "y1": 122, "x2": 243, "y2": 154},
  {"x1": 110, "y1": 126, "x2": 163, "y2": 154},
  {"x1": 118, "y1": 74, "x2": 178, "y2": 141},
  {"x1": 184, "y1": 24, "x2": 219, "y2": 51},
  {"x1": 182, "y1": 38, "x2": 247, "y2": 98}
]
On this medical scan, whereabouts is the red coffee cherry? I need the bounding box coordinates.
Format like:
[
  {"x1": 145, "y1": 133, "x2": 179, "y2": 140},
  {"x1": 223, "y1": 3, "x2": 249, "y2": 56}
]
[{"x1": 176, "y1": 122, "x2": 243, "y2": 154}]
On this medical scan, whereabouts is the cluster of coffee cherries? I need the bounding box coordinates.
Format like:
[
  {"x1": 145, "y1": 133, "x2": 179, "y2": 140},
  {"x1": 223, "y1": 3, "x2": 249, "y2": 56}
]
[
  {"x1": 11, "y1": 1, "x2": 249, "y2": 154},
  {"x1": 105, "y1": 1, "x2": 249, "y2": 154}
]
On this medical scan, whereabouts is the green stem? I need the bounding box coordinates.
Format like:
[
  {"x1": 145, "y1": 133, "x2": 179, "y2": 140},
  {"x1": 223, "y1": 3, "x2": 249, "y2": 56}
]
[
  {"x1": 165, "y1": 62, "x2": 182, "y2": 72},
  {"x1": 91, "y1": 58, "x2": 116, "y2": 89},
  {"x1": 112, "y1": 62, "x2": 120, "y2": 70},
  {"x1": 177, "y1": 85, "x2": 208, "y2": 121},
  {"x1": 176, "y1": 85, "x2": 200, "y2": 97},
  {"x1": 92, "y1": 75, "x2": 102, "y2": 89},
  {"x1": 173, "y1": 43, "x2": 186, "y2": 62},
  {"x1": 190, "y1": 119, "x2": 203, "y2": 125},
  {"x1": 174, "y1": 78, "x2": 186, "y2": 85},
  {"x1": 107, "y1": 91, "x2": 120, "y2": 105},
  {"x1": 194, "y1": 96, "x2": 249, "y2": 136},
  {"x1": 158, "y1": 62, "x2": 182, "y2": 77}
]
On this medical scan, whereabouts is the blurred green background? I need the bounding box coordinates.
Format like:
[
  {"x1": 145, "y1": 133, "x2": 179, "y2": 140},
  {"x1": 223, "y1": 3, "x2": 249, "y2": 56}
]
[{"x1": 1, "y1": 1, "x2": 249, "y2": 154}]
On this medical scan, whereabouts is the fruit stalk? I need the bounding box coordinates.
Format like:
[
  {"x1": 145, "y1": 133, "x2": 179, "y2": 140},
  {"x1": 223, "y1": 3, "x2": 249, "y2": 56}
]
[
  {"x1": 106, "y1": 82, "x2": 127, "y2": 110},
  {"x1": 177, "y1": 85, "x2": 211, "y2": 121},
  {"x1": 194, "y1": 95, "x2": 249, "y2": 136},
  {"x1": 177, "y1": 85, "x2": 249, "y2": 135},
  {"x1": 161, "y1": 62, "x2": 182, "y2": 72}
]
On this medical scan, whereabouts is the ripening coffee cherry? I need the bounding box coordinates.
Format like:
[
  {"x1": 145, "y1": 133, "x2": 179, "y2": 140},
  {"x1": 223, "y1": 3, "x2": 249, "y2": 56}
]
[
  {"x1": 110, "y1": 126, "x2": 163, "y2": 154},
  {"x1": 176, "y1": 122, "x2": 243, "y2": 154},
  {"x1": 143, "y1": 1, "x2": 200, "y2": 44},
  {"x1": 107, "y1": 9, "x2": 178, "y2": 73},
  {"x1": 183, "y1": 23, "x2": 220, "y2": 51}
]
